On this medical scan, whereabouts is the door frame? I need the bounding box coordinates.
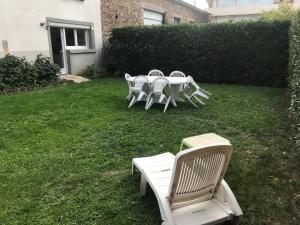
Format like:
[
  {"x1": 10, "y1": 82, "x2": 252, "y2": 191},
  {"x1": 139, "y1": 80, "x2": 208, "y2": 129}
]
[{"x1": 46, "y1": 17, "x2": 95, "y2": 74}]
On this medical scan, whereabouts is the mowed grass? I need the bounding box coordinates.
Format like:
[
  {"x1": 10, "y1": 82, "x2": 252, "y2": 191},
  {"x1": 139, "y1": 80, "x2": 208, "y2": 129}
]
[{"x1": 0, "y1": 78, "x2": 299, "y2": 225}]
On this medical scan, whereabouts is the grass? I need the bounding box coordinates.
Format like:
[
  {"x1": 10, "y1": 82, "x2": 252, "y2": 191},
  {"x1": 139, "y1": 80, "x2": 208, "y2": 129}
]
[{"x1": 0, "y1": 78, "x2": 299, "y2": 225}]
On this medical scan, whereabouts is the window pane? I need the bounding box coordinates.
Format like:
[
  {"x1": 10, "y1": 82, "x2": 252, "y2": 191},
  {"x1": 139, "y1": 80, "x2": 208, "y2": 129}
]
[
  {"x1": 238, "y1": 0, "x2": 253, "y2": 6},
  {"x1": 65, "y1": 28, "x2": 75, "y2": 46},
  {"x1": 144, "y1": 10, "x2": 163, "y2": 25},
  {"x1": 174, "y1": 17, "x2": 181, "y2": 24},
  {"x1": 255, "y1": 0, "x2": 272, "y2": 5},
  {"x1": 77, "y1": 29, "x2": 86, "y2": 46},
  {"x1": 217, "y1": 0, "x2": 236, "y2": 7}
]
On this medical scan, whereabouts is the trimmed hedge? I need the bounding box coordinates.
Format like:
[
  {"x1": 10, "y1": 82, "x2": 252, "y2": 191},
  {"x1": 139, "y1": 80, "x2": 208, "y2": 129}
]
[
  {"x1": 106, "y1": 21, "x2": 290, "y2": 87},
  {"x1": 288, "y1": 12, "x2": 300, "y2": 149}
]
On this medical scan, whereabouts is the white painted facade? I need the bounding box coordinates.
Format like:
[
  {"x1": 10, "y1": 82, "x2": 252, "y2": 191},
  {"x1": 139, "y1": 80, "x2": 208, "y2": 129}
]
[
  {"x1": 0, "y1": 0, "x2": 102, "y2": 74},
  {"x1": 206, "y1": 0, "x2": 300, "y2": 22}
]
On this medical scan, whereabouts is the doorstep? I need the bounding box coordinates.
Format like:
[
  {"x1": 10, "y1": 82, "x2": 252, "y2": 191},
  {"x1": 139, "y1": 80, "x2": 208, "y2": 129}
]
[{"x1": 60, "y1": 75, "x2": 90, "y2": 84}]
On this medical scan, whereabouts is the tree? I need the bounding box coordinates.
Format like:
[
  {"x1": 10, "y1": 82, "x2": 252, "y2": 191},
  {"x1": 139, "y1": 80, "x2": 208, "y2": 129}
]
[{"x1": 260, "y1": 2, "x2": 297, "y2": 21}]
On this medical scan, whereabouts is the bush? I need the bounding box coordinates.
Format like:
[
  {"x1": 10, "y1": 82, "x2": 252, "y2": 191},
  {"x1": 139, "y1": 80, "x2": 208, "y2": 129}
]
[
  {"x1": 106, "y1": 21, "x2": 290, "y2": 87},
  {"x1": 79, "y1": 64, "x2": 104, "y2": 79},
  {"x1": 0, "y1": 55, "x2": 38, "y2": 91},
  {"x1": 0, "y1": 54, "x2": 60, "y2": 92},
  {"x1": 34, "y1": 54, "x2": 59, "y2": 85},
  {"x1": 288, "y1": 12, "x2": 300, "y2": 149}
]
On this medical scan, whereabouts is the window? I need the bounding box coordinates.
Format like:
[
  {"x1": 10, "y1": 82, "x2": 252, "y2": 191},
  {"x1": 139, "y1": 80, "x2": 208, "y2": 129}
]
[
  {"x1": 217, "y1": 0, "x2": 236, "y2": 7},
  {"x1": 144, "y1": 9, "x2": 164, "y2": 25},
  {"x1": 64, "y1": 28, "x2": 89, "y2": 48},
  {"x1": 77, "y1": 29, "x2": 87, "y2": 46},
  {"x1": 255, "y1": 0, "x2": 273, "y2": 5},
  {"x1": 174, "y1": 17, "x2": 181, "y2": 24},
  {"x1": 238, "y1": 0, "x2": 253, "y2": 6}
]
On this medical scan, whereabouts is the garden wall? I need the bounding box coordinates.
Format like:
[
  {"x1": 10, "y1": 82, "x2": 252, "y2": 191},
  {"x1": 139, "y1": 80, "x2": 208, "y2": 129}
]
[
  {"x1": 106, "y1": 21, "x2": 290, "y2": 87},
  {"x1": 288, "y1": 13, "x2": 300, "y2": 149}
]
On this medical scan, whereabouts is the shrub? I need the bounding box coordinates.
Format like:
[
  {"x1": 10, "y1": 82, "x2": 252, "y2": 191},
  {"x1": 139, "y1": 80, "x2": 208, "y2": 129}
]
[
  {"x1": 0, "y1": 54, "x2": 38, "y2": 91},
  {"x1": 0, "y1": 54, "x2": 60, "y2": 92},
  {"x1": 79, "y1": 64, "x2": 104, "y2": 79},
  {"x1": 106, "y1": 21, "x2": 290, "y2": 87},
  {"x1": 34, "y1": 54, "x2": 59, "y2": 85},
  {"x1": 288, "y1": 12, "x2": 300, "y2": 149}
]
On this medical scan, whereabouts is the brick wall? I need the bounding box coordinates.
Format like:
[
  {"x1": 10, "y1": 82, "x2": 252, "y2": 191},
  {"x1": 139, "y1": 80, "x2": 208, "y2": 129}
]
[{"x1": 101, "y1": 0, "x2": 209, "y2": 41}]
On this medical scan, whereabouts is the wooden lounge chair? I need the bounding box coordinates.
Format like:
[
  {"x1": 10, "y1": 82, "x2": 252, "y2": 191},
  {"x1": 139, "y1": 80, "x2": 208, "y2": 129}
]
[{"x1": 132, "y1": 143, "x2": 242, "y2": 225}]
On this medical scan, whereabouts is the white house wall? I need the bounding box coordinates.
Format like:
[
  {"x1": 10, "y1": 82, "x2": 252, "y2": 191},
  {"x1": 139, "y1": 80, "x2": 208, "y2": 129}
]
[{"x1": 0, "y1": 0, "x2": 102, "y2": 66}]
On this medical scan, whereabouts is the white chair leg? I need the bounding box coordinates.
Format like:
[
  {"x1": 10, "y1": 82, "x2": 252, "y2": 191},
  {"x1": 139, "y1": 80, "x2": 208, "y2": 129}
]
[
  {"x1": 163, "y1": 96, "x2": 171, "y2": 113},
  {"x1": 184, "y1": 94, "x2": 199, "y2": 108},
  {"x1": 140, "y1": 174, "x2": 147, "y2": 197},
  {"x1": 199, "y1": 87, "x2": 212, "y2": 96},
  {"x1": 159, "y1": 94, "x2": 166, "y2": 103},
  {"x1": 126, "y1": 93, "x2": 133, "y2": 101},
  {"x1": 170, "y1": 97, "x2": 177, "y2": 107},
  {"x1": 187, "y1": 98, "x2": 199, "y2": 108},
  {"x1": 146, "y1": 98, "x2": 154, "y2": 110},
  {"x1": 194, "y1": 96, "x2": 205, "y2": 105},
  {"x1": 194, "y1": 90, "x2": 209, "y2": 99},
  {"x1": 128, "y1": 96, "x2": 137, "y2": 108},
  {"x1": 145, "y1": 93, "x2": 152, "y2": 109},
  {"x1": 138, "y1": 91, "x2": 146, "y2": 101}
]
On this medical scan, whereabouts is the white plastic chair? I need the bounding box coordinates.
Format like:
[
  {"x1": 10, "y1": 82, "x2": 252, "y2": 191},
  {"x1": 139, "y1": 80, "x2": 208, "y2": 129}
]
[
  {"x1": 148, "y1": 69, "x2": 164, "y2": 77},
  {"x1": 132, "y1": 142, "x2": 243, "y2": 225},
  {"x1": 145, "y1": 77, "x2": 172, "y2": 113},
  {"x1": 128, "y1": 75, "x2": 149, "y2": 108},
  {"x1": 125, "y1": 73, "x2": 134, "y2": 101},
  {"x1": 183, "y1": 76, "x2": 211, "y2": 108},
  {"x1": 170, "y1": 71, "x2": 186, "y2": 93},
  {"x1": 169, "y1": 71, "x2": 186, "y2": 77}
]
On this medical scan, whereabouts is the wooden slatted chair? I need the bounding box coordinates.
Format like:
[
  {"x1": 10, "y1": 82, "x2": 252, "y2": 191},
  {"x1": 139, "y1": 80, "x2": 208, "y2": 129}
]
[{"x1": 132, "y1": 142, "x2": 242, "y2": 225}]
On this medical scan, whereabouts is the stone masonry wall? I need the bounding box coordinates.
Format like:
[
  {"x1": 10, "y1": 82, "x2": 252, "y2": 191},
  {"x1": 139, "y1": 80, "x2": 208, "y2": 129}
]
[
  {"x1": 142, "y1": 0, "x2": 209, "y2": 24},
  {"x1": 101, "y1": 0, "x2": 143, "y2": 41},
  {"x1": 101, "y1": 0, "x2": 209, "y2": 41}
]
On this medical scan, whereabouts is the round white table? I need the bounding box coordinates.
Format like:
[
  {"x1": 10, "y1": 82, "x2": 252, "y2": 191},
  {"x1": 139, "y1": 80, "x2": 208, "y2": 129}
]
[{"x1": 128, "y1": 76, "x2": 188, "y2": 106}]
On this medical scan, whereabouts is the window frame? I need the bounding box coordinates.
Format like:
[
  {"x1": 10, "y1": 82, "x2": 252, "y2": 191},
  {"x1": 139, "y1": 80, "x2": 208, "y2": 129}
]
[
  {"x1": 64, "y1": 28, "x2": 89, "y2": 50},
  {"x1": 143, "y1": 9, "x2": 165, "y2": 25},
  {"x1": 174, "y1": 17, "x2": 182, "y2": 24}
]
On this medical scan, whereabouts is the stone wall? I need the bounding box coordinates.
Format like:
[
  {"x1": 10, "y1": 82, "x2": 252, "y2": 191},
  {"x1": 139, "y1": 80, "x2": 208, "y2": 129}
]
[
  {"x1": 141, "y1": 0, "x2": 209, "y2": 24},
  {"x1": 101, "y1": 0, "x2": 209, "y2": 41},
  {"x1": 101, "y1": 0, "x2": 143, "y2": 41}
]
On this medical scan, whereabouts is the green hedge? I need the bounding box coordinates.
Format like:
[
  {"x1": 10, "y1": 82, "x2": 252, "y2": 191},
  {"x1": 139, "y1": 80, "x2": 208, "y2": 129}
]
[
  {"x1": 288, "y1": 13, "x2": 300, "y2": 149},
  {"x1": 106, "y1": 21, "x2": 290, "y2": 87},
  {"x1": 0, "y1": 54, "x2": 59, "y2": 91}
]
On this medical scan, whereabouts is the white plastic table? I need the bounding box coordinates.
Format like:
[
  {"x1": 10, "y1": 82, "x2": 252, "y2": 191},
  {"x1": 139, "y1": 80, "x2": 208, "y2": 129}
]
[{"x1": 128, "y1": 76, "x2": 189, "y2": 106}]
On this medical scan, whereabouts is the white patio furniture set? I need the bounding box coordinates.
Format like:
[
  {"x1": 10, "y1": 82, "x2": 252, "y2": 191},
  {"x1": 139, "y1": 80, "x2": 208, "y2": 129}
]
[
  {"x1": 125, "y1": 69, "x2": 211, "y2": 112},
  {"x1": 132, "y1": 133, "x2": 243, "y2": 225}
]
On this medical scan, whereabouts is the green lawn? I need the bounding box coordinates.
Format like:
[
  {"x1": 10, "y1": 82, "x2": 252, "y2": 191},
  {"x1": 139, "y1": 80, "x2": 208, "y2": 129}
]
[{"x1": 0, "y1": 78, "x2": 299, "y2": 225}]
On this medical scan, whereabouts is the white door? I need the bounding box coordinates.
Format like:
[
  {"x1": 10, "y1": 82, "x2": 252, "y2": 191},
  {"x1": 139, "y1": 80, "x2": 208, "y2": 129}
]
[{"x1": 144, "y1": 9, "x2": 164, "y2": 25}]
